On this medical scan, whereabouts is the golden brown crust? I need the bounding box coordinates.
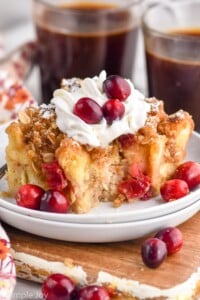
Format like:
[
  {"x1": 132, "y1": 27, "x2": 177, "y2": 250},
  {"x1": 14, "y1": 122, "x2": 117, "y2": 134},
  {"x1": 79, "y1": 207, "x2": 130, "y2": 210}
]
[
  {"x1": 6, "y1": 106, "x2": 64, "y2": 194},
  {"x1": 5, "y1": 98, "x2": 194, "y2": 213}
]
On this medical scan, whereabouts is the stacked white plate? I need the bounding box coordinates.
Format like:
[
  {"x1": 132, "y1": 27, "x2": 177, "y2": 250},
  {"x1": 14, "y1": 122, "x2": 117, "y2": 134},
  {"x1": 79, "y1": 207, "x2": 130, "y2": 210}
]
[{"x1": 0, "y1": 125, "x2": 200, "y2": 243}]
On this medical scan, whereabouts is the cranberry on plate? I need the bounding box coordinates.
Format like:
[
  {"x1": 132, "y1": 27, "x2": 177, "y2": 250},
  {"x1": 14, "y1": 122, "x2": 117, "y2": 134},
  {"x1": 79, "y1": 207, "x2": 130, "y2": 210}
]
[
  {"x1": 174, "y1": 161, "x2": 200, "y2": 190},
  {"x1": 16, "y1": 184, "x2": 45, "y2": 210},
  {"x1": 40, "y1": 190, "x2": 69, "y2": 213},
  {"x1": 160, "y1": 179, "x2": 189, "y2": 202}
]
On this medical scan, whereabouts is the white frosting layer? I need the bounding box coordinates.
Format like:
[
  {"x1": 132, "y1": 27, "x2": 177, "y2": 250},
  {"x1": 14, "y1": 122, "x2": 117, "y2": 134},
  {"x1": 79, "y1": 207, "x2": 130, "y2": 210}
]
[
  {"x1": 52, "y1": 71, "x2": 151, "y2": 148},
  {"x1": 12, "y1": 250, "x2": 200, "y2": 299},
  {"x1": 13, "y1": 251, "x2": 87, "y2": 285},
  {"x1": 97, "y1": 271, "x2": 200, "y2": 300}
]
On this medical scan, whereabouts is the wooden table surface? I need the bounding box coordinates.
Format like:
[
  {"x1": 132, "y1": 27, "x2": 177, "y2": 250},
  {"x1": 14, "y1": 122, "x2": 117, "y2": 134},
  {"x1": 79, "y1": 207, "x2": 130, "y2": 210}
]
[{"x1": 3, "y1": 211, "x2": 200, "y2": 299}]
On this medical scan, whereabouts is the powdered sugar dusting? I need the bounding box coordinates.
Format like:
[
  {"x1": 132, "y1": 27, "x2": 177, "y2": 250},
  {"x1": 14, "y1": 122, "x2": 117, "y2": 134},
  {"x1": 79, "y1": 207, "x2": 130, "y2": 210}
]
[
  {"x1": 169, "y1": 110, "x2": 185, "y2": 120},
  {"x1": 61, "y1": 78, "x2": 82, "y2": 93},
  {"x1": 146, "y1": 97, "x2": 161, "y2": 114},
  {"x1": 39, "y1": 103, "x2": 56, "y2": 119}
]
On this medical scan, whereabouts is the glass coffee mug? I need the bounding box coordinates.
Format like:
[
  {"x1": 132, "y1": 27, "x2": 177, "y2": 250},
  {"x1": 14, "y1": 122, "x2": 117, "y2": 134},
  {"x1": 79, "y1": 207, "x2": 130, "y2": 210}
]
[
  {"x1": 143, "y1": 0, "x2": 200, "y2": 131},
  {"x1": 33, "y1": 0, "x2": 143, "y2": 102}
]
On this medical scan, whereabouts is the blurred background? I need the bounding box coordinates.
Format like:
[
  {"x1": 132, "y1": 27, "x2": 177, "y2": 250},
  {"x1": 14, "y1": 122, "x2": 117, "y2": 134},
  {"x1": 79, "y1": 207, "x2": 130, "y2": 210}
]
[
  {"x1": 0, "y1": 0, "x2": 33, "y2": 49},
  {"x1": 0, "y1": 0, "x2": 32, "y2": 29},
  {"x1": 0, "y1": 0, "x2": 39, "y2": 98},
  {"x1": 0, "y1": 0, "x2": 147, "y2": 99}
]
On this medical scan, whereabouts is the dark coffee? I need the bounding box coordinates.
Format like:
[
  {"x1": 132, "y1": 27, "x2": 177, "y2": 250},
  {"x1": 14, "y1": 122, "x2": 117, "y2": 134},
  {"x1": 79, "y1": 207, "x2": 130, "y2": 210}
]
[
  {"x1": 36, "y1": 2, "x2": 139, "y2": 102},
  {"x1": 146, "y1": 28, "x2": 200, "y2": 131}
]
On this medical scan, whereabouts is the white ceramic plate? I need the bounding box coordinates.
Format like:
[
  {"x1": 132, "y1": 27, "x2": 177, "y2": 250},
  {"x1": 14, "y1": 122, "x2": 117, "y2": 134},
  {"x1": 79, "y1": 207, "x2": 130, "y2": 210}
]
[
  {"x1": 1, "y1": 181, "x2": 200, "y2": 224},
  {"x1": 1, "y1": 199, "x2": 200, "y2": 243},
  {"x1": 1, "y1": 130, "x2": 200, "y2": 224}
]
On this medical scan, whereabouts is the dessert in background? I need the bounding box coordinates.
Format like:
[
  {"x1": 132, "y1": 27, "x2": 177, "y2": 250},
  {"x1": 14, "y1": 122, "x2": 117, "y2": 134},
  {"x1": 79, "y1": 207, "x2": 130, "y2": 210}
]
[
  {"x1": 0, "y1": 70, "x2": 35, "y2": 123},
  {"x1": 5, "y1": 71, "x2": 194, "y2": 213}
]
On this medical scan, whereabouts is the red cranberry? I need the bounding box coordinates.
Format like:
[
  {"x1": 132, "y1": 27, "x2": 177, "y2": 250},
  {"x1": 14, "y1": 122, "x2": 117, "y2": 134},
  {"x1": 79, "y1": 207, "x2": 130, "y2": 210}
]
[
  {"x1": 77, "y1": 285, "x2": 110, "y2": 300},
  {"x1": 40, "y1": 190, "x2": 69, "y2": 213},
  {"x1": 155, "y1": 227, "x2": 183, "y2": 255},
  {"x1": 42, "y1": 273, "x2": 76, "y2": 300},
  {"x1": 118, "y1": 134, "x2": 135, "y2": 148},
  {"x1": 141, "y1": 238, "x2": 167, "y2": 268},
  {"x1": 119, "y1": 164, "x2": 152, "y2": 201},
  {"x1": 103, "y1": 75, "x2": 131, "y2": 101},
  {"x1": 140, "y1": 189, "x2": 153, "y2": 201},
  {"x1": 118, "y1": 177, "x2": 150, "y2": 200},
  {"x1": 16, "y1": 184, "x2": 45, "y2": 209},
  {"x1": 174, "y1": 161, "x2": 200, "y2": 190},
  {"x1": 160, "y1": 179, "x2": 189, "y2": 202},
  {"x1": 102, "y1": 99, "x2": 125, "y2": 125},
  {"x1": 42, "y1": 161, "x2": 68, "y2": 191},
  {"x1": 73, "y1": 97, "x2": 103, "y2": 124}
]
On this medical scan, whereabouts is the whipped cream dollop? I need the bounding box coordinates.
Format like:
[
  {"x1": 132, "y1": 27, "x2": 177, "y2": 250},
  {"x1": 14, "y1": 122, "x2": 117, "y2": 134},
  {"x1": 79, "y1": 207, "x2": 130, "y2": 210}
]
[{"x1": 52, "y1": 71, "x2": 151, "y2": 148}]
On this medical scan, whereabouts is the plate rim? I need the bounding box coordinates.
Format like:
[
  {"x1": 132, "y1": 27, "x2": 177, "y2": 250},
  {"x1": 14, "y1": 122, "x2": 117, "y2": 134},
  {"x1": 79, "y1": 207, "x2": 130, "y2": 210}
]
[
  {"x1": 1, "y1": 186, "x2": 200, "y2": 224},
  {"x1": 1, "y1": 197, "x2": 200, "y2": 228},
  {"x1": 1, "y1": 198, "x2": 200, "y2": 243},
  {"x1": 1, "y1": 129, "x2": 200, "y2": 224}
]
